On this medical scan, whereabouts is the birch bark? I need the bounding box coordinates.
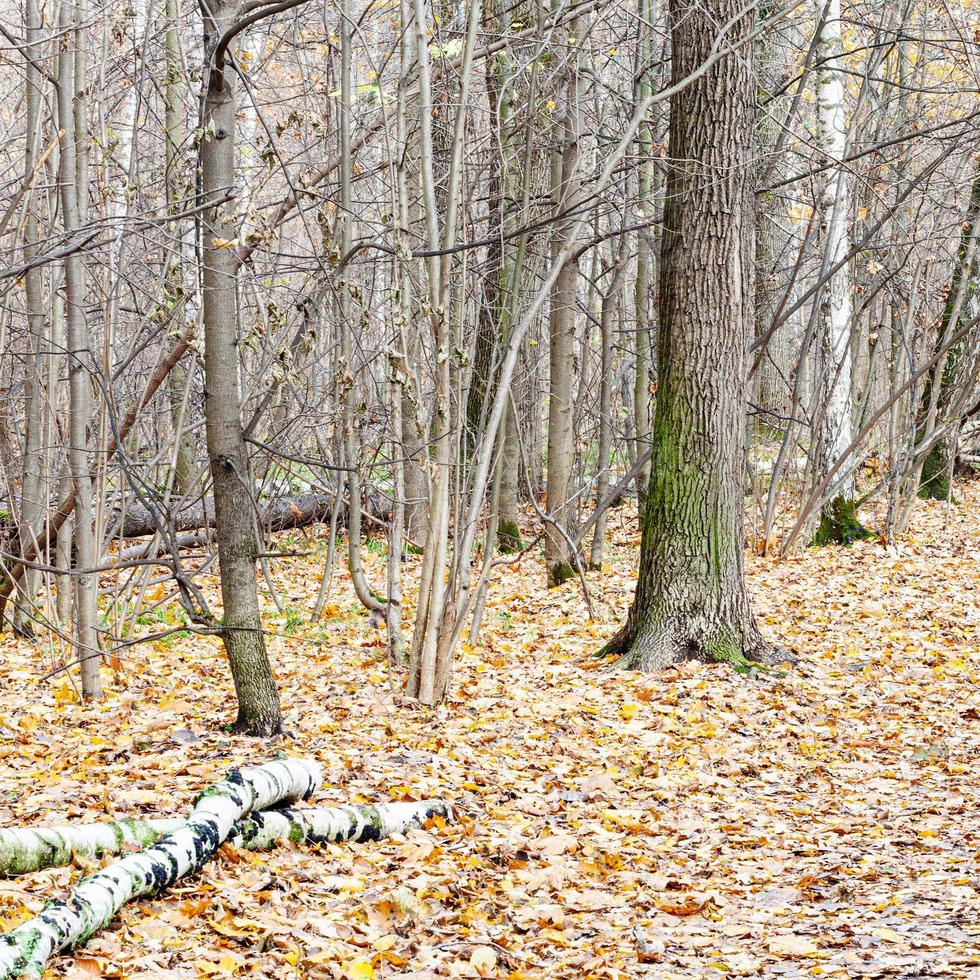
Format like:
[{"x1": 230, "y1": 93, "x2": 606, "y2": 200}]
[
  {"x1": 811, "y1": 0, "x2": 870, "y2": 544},
  {"x1": 0, "y1": 760, "x2": 321, "y2": 979},
  {"x1": 0, "y1": 799, "x2": 450, "y2": 876}
]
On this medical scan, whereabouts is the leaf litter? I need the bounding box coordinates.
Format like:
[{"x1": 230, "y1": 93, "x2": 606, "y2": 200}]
[{"x1": 0, "y1": 485, "x2": 978, "y2": 978}]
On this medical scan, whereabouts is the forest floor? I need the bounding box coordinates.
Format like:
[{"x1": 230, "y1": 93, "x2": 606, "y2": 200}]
[{"x1": 0, "y1": 482, "x2": 978, "y2": 979}]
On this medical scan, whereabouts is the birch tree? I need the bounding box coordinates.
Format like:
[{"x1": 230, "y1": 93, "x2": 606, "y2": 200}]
[{"x1": 809, "y1": 0, "x2": 871, "y2": 544}]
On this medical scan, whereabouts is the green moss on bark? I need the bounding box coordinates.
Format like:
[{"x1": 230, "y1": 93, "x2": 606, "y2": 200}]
[
  {"x1": 917, "y1": 445, "x2": 954, "y2": 501},
  {"x1": 548, "y1": 561, "x2": 575, "y2": 587},
  {"x1": 496, "y1": 520, "x2": 523, "y2": 554},
  {"x1": 701, "y1": 635, "x2": 764, "y2": 675},
  {"x1": 811, "y1": 496, "x2": 874, "y2": 546}
]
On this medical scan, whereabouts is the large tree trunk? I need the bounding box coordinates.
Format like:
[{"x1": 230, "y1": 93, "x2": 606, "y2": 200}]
[
  {"x1": 604, "y1": 0, "x2": 786, "y2": 671},
  {"x1": 201, "y1": 3, "x2": 282, "y2": 736}
]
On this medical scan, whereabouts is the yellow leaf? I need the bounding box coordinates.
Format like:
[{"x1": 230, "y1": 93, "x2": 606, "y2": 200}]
[
  {"x1": 470, "y1": 946, "x2": 497, "y2": 976},
  {"x1": 871, "y1": 927, "x2": 903, "y2": 943},
  {"x1": 619, "y1": 702, "x2": 640, "y2": 720},
  {"x1": 768, "y1": 935, "x2": 819, "y2": 956},
  {"x1": 54, "y1": 680, "x2": 78, "y2": 706},
  {"x1": 344, "y1": 959, "x2": 376, "y2": 980},
  {"x1": 216, "y1": 952, "x2": 241, "y2": 974}
]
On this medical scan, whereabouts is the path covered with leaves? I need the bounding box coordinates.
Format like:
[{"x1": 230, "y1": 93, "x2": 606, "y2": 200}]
[{"x1": 0, "y1": 485, "x2": 978, "y2": 978}]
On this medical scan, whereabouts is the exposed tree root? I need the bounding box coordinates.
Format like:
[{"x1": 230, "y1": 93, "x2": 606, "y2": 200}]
[
  {"x1": 811, "y1": 496, "x2": 874, "y2": 546},
  {"x1": 601, "y1": 621, "x2": 797, "y2": 675}
]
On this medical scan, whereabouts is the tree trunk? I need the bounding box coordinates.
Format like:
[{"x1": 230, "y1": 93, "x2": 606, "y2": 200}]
[
  {"x1": 0, "y1": 797, "x2": 450, "y2": 876},
  {"x1": 13, "y1": 0, "x2": 47, "y2": 635},
  {"x1": 544, "y1": 17, "x2": 585, "y2": 588},
  {"x1": 201, "y1": 3, "x2": 282, "y2": 736},
  {"x1": 105, "y1": 492, "x2": 340, "y2": 541},
  {"x1": 589, "y1": 241, "x2": 627, "y2": 569},
  {"x1": 916, "y1": 167, "x2": 980, "y2": 500},
  {"x1": 810, "y1": 0, "x2": 869, "y2": 544},
  {"x1": 339, "y1": 0, "x2": 384, "y2": 616},
  {"x1": 492, "y1": 3, "x2": 534, "y2": 554},
  {"x1": 58, "y1": 0, "x2": 101, "y2": 698},
  {"x1": 632, "y1": 0, "x2": 656, "y2": 503},
  {"x1": 164, "y1": 0, "x2": 198, "y2": 492},
  {"x1": 604, "y1": 0, "x2": 787, "y2": 671}
]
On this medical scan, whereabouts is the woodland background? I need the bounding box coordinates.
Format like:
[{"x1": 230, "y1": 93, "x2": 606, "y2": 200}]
[{"x1": 0, "y1": 0, "x2": 977, "y2": 974}]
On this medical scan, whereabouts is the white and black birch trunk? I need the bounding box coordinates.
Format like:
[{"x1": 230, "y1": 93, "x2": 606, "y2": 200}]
[
  {"x1": 0, "y1": 760, "x2": 321, "y2": 978},
  {"x1": 810, "y1": 0, "x2": 870, "y2": 545},
  {"x1": 0, "y1": 799, "x2": 451, "y2": 877}
]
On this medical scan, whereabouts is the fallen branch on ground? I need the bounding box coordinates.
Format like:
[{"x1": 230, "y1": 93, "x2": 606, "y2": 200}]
[
  {"x1": 0, "y1": 799, "x2": 452, "y2": 876},
  {"x1": 105, "y1": 493, "x2": 337, "y2": 541},
  {"x1": 0, "y1": 759, "x2": 321, "y2": 978}
]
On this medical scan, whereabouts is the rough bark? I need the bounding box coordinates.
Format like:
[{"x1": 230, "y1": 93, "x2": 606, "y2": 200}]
[
  {"x1": 603, "y1": 0, "x2": 788, "y2": 672},
  {"x1": 58, "y1": 0, "x2": 101, "y2": 698},
  {"x1": 544, "y1": 17, "x2": 585, "y2": 588},
  {"x1": 105, "y1": 493, "x2": 338, "y2": 541},
  {"x1": 201, "y1": 3, "x2": 282, "y2": 735},
  {"x1": 0, "y1": 799, "x2": 451, "y2": 876},
  {"x1": 0, "y1": 760, "x2": 321, "y2": 978}
]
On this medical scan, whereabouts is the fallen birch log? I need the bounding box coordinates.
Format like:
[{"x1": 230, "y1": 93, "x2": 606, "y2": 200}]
[
  {"x1": 234, "y1": 798, "x2": 452, "y2": 849},
  {"x1": 0, "y1": 800, "x2": 452, "y2": 876},
  {"x1": 0, "y1": 817, "x2": 184, "y2": 876},
  {"x1": 0, "y1": 759, "x2": 321, "y2": 979}
]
